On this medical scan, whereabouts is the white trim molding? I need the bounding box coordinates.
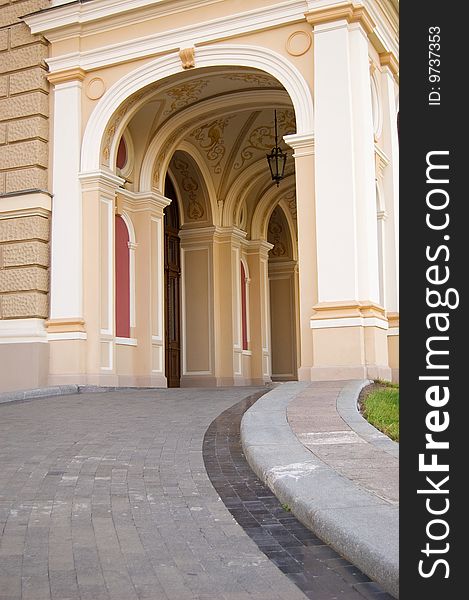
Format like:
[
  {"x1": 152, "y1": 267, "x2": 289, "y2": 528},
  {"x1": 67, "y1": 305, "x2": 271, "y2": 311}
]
[
  {"x1": 387, "y1": 327, "x2": 399, "y2": 337},
  {"x1": 47, "y1": 332, "x2": 88, "y2": 341},
  {"x1": 310, "y1": 316, "x2": 389, "y2": 330},
  {"x1": 115, "y1": 337, "x2": 138, "y2": 346},
  {"x1": 0, "y1": 319, "x2": 48, "y2": 344}
]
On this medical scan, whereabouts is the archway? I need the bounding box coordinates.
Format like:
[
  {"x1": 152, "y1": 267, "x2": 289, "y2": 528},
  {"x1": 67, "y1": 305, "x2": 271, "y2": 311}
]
[{"x1": 68, "y1": 52, "x2": 312, "y2": 387}]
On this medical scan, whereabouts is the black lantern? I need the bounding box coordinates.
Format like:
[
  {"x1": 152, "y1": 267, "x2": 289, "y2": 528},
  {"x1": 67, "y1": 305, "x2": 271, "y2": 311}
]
[{"x1": 266, "y1": 110, "x2": 288, "y2": 187}]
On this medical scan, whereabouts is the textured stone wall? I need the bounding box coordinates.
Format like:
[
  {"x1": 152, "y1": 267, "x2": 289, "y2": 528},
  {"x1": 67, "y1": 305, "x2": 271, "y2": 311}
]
[
  {"x1": 0, "y1": 214, "x2": 49, "y2": 318},
  {"x1": 0, "y1": 0, "x2": 50, "y2": 194},
  {"x1": 0, "y1": 1, "x2": 51, "y2": 322}
]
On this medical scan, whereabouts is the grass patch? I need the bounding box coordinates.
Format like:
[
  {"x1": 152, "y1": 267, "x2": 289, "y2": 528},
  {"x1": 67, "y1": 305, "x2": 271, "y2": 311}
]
[{"x1": 362, "y1": 385, "x2": 399, "y2": 442}]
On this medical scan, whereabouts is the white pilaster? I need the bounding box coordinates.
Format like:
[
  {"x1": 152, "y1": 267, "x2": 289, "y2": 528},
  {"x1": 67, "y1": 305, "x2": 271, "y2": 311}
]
[
  {"x1": 349, "y1": 23, "x2": 380, "y2": 304},
  {"x1": 313, "y1": 19, "x2": 380, "y2": 305},
  {"x1": 380, "y1": 64, "x2": 399, "y2": 314},
  {"x1": 50, "y1": 79, "x2": 83, "y2": 321}
]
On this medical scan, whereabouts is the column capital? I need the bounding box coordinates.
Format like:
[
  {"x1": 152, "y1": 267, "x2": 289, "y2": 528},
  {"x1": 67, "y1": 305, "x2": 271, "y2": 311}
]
[
  {"x1": 213, "y1": 226, "x2": 247, "y2": 245},
  {"x1": 305, "y1": 2, "x2": 376, "y2": 35},
  {"x1": 244, "y1": 239, "x2": 274, "y2": 258},
  {"x1": 116, "y1": 189, "x2": 171, "y2": 215},
  {"x1": 379, "y1": 51, "x2": 400, "y2": 82},
  {"x1": 284, "y1": 133, "x2": 315, "y2": 157},
  {"x1": 47, "y1": 68, "x2": 86, "y2": 86},
  {"x1": 79, "y1": 169, "x2": 125, "y2": 194}
]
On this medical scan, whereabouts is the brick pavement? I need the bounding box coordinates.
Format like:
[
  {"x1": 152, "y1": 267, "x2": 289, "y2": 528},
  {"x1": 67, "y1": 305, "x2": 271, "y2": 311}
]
[{"x1": 0, "y1": 387, "x2": 310, "y2": 600}]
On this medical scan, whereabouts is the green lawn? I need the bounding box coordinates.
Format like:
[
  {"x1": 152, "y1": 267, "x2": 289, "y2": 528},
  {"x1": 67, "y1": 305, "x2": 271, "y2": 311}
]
[{"x1": 362, "y1": 383, "x2": 399, "y2": 442}]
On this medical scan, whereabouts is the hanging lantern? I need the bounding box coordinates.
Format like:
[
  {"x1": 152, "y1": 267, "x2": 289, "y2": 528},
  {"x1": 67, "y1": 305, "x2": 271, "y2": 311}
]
[{"x1": 266, "y1": 109, "x2": 288, "y2": 186}]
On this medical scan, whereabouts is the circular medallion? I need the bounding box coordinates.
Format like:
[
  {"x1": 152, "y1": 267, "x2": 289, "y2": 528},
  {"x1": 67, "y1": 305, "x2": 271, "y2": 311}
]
[
  {"x1": 286, "y1": 31, "x2": 312, "y2": 57},
  {"x1": 86, "y1": 77, "x2": 106, "y2": 100}
]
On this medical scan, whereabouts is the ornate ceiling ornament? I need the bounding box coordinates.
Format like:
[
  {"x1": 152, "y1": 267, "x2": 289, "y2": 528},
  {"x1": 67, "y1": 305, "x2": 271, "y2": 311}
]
[
  {"x1": 235, "y1": 110, "x2": 296, "y2": 171},
  {"x1": 190, "y1": 117, "x2": 233, "y2": 174},
  {"x1": 102, "y1": 89, "x2": 148, "y2": 165},
  {"x1": 152, "y1": 128, "x2": 183, "y2": 187},
  {"x1": 268, "y1": 207, "x2": 287, "y2": 257},
  {"x1": 223, "y1": 73, "x2": 280, "y2": 87},
  {"x1": 164, "y1": 80, "x2": 209, "y2": 115},
  {"x1": 173, "y1": 155, "x2": 205, "y2": 220}
]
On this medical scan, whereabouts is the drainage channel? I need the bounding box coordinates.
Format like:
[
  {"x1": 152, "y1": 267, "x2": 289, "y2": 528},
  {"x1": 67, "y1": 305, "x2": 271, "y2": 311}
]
[{"x1": 203, "y1": 391, "x2": 394, "y2": 600}]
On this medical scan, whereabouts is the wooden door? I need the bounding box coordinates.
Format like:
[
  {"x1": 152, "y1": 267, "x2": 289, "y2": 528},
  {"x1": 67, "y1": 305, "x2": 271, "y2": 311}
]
[{"x1": 164, "y1": 180, "x2": 181, "y2": 387}]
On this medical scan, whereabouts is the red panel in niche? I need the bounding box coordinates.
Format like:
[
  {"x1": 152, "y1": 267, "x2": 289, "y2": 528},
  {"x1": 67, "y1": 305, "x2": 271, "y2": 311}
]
[
  {"x1": 116, "y1": 137, "x2": 127, "y2": 170},
  {"x1": 115, "y1": 215, "x2": 130, "y2": 338},
  {"x1": 241, "y1": 262, "x2": 248, "y2": 351}
]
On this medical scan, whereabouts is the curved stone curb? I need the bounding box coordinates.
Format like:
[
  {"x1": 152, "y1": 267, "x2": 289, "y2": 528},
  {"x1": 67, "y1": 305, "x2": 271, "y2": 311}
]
[
  {"x1": 240, "y1": 381, "x2": 399, "y2": 599},
  {"x1": 337, "y1": 380, "x2": 399, "y2": 459}
]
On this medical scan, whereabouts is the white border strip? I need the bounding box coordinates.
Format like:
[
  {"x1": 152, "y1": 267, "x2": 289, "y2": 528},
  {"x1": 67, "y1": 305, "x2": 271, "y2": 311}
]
[
  {"x1": 48, "y1": 332, "x2": 88, "y2": 340},
  {"x1": 310, "y1": 317, "x2": 389, "y2": 330},
  {"x1": 115, "y1": 337, "x2": 138, "y2": 346}
]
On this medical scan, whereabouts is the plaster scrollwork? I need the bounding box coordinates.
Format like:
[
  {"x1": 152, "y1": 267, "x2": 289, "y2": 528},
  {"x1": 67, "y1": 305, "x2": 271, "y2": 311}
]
[
  {"x1": 234, "y1": 110, "x2": 296, "y2": 171},
  {"x1": 173, "y1": 155, "x2": 205, "y2": 220},
  {"x1": 268, "y1": 207, "x2": 287, "y2": 257},
  {"x1": 152, "y1": 128, "x2": 183, "y2": 187},
  {"x1": 163, "y1": 80, "x2": 209, "y2": 115},
  {"x1": 283, "y1": 188, "x2": 297, "y2": 236},
  {"x1": 222, "y1": 73, "x2": 280, "y2": 88},
  {"x1": 102, "y1": 89, "x2": 148, "y2": 165},
  {"x1": 190, "y1": 117, "x2": 234, "y2": 174}
]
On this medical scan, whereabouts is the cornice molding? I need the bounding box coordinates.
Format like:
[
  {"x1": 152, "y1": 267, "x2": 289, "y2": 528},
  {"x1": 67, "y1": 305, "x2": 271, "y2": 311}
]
[
  {"x1": 25, "y1": 0, "x2": 225, "y2": 37},
  {"x1": 306, "y1": 1, "x2": 398, "y2": 60},
  {"x1": 379, "y1": 50, "x2": 399, "y2": 81},
  {"x1": 305, "y1": 2, "x2": 376, "y2": 35},
  {"x1": 34, "y1": 1, "x2": 307, "y2": 74}
]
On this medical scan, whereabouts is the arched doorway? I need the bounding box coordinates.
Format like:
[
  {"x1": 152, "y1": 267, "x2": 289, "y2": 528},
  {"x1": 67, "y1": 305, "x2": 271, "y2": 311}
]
[
  {"x1": 63, "y1": 56, "x2": 313, "y2": 388},
  {"x1": 164, "y1": 177, "x2": 181, "y2": 388},
  {"x1": 268, "y1": 204, "x2": 299, "y2": 381}
]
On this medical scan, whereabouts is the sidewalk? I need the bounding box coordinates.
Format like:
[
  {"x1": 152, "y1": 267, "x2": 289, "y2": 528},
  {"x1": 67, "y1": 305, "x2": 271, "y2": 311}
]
[{"x1": 240, "y1": 380, "x2": 399, "y2": 599}]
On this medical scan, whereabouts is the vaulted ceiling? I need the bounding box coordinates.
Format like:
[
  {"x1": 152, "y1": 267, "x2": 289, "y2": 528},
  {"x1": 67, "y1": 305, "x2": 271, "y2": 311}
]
[{"x1": 112, "y1": 66, "x2": 297, "y2": 243}]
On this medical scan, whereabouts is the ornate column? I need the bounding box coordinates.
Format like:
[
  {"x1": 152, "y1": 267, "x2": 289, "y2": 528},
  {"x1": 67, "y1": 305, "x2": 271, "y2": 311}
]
[
  {"x1": 284, "y1": 133, "x2": 316, "y2": 381},
  {"x1": 245, "y1": 239, "x2": 273, "y2": 385},
  {"x1": 306, "y1": 3, "x2": 391, "y2": 380}
]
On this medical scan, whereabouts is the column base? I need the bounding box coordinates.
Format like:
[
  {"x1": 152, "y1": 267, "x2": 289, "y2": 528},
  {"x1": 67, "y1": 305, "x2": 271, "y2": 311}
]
[{"x1": 309, "y1": 301, "x2": 392, "y2": 383}]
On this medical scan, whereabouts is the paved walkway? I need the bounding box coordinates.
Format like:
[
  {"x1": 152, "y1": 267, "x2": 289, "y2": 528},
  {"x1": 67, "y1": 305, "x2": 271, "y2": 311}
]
[
  {"x1": 0, "y1": 388, "x2": 389, "y2": 600},
  {"x1": 0, "y1": 386, "x2": 389, "y2": 600}
]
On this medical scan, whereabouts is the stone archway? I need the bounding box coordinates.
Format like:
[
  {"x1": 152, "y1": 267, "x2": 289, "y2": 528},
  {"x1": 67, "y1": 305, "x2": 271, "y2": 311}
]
[{"x1": 48, "y1": 50, "x2": 316, "y2": 388}]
